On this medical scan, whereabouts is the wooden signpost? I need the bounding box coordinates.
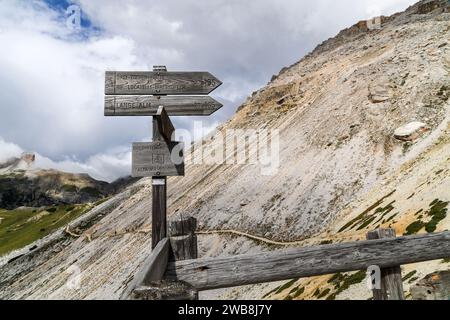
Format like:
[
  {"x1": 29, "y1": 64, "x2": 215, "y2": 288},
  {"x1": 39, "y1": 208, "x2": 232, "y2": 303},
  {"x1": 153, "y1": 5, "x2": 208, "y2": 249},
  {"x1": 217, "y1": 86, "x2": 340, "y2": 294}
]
[
  {"x1": 105, "y1": 95, "x2": 222, "y2": 116},
  {"x1": 132, "y1": 141, "x2": 184, "y2": 177},
  {"x1": 105, "y1": 66, "x2": 222, "y2": 249},
  {"x1": 105, "y1": 71, "x2": 222, "y2": 95}
]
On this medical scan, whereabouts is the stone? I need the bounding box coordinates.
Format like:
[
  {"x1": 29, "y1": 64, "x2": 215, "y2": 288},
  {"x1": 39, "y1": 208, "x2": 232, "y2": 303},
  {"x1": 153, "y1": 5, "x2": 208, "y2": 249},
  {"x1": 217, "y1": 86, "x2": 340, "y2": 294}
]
[
  {"x1": 394, "y1": 122, "x2": 428, "y2": 141},
  {"x1": 20, "y1": 152, "x2": 35, "y2": 165},
  {"x1": 368, "y1": 81, "x2": 391, "y2": 103},
  {"x1": 411, "y1": 271, "x2": 450, "y2": 300}
]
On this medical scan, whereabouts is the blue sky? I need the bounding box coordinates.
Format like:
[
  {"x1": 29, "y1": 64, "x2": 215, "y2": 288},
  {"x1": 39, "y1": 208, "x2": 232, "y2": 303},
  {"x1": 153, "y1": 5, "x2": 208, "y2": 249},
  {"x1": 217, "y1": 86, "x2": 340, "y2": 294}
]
[{"x1": 0, "y1": 0, "x2": 418, "y2": 181}]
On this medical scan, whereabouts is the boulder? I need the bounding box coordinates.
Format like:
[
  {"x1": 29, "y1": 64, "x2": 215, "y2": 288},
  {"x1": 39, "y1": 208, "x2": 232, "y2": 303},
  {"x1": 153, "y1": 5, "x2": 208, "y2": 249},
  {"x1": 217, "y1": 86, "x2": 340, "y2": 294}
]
[
  {"x1": 394, "y1": 122, "x2": 428, "y2": 141},
  {"x1": 368, "y1": 81, "x2": 391, "y2": 103}
]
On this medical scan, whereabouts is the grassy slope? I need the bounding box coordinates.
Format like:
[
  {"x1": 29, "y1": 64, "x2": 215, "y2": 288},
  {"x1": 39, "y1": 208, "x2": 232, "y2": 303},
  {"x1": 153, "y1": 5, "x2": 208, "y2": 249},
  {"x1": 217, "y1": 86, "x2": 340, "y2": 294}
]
[{"x1": 0, "y1": 204, "x2": 92, "y2": 257}]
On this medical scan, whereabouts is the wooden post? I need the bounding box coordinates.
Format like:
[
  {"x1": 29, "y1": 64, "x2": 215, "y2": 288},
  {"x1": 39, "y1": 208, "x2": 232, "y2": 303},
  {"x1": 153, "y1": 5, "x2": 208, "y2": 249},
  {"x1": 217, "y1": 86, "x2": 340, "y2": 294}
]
[
  {"x1": 168, "y1": 213, "x2": 198, "y2": 262},
  {"x1": 151, "y1": 176, "x2": 167, "y2": 249},
  {"x1": 366, "y1": 228, "x2": 405, "y2": 300},
  {"x1": 167, "y1": 213, "x2": 198, "y2": 300},
  {"x1": 151, "y1": 66, "x2": 168, "y2": 250}
]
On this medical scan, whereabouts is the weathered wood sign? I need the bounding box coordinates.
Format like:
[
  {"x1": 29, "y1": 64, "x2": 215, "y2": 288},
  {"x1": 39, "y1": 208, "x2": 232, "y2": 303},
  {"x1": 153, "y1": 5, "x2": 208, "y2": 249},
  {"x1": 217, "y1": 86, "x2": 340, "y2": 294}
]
[
  {"x1": 132, "y1": 141, "x2": 184, "y2": 177},
  {"x1": 105, "y1": 66, "x2": 222, "y2": 252},
  {"x1": 154, "y1": 106, "x2": 174, "y2": 142},
  {"x1": 105, "y1": 71, "x2": 222, "y2": 95},
  {"x1": 104, "y1": 95, "x2": 222, "y2": 116}
]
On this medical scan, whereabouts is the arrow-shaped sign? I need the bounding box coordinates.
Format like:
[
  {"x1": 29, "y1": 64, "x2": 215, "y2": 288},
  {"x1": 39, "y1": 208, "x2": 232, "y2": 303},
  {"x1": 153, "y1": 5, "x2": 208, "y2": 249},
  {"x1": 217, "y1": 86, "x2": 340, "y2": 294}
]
[
  {"x1": 105, "y1": 95, "x2": 223, "y2": 116},
  {"x1": 105, "y1": 71, "x2": 222, "y2": 95}
]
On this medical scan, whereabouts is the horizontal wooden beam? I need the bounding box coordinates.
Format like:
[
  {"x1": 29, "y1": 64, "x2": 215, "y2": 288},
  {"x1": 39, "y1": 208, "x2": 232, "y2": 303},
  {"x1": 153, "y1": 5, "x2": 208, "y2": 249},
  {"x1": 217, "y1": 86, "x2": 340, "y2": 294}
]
[
  {"x1": 105, "y1": 95, "x2": 223, "y2": 116},
  {"x1": 165, "y1": 231, "x2": 450, "y2": 291},
  {"x1": 120, "y1": 238, "x2": 169, "y2": 299}
]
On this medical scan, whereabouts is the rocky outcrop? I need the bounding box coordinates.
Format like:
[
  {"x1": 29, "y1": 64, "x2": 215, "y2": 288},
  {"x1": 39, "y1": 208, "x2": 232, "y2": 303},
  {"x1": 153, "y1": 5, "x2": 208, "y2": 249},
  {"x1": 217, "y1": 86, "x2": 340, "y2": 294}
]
[
  {"x1": 0, "y1": 170, "x2": 110, "y2": 209},
  {"x1": 417, "y1": 0, "x2": 448, "y2": 14},
  {"x1": 368, "y1": 80, "x2": 391, "y2": 103},
  {"x1": 21, "y1": 153, "x2": 35, "y2": 166},
  {"x1": 0, "y1": 167, "x2": 138, "y2": 209},
  {"x1": 394, "y1": 122, "x2": 428, "y2": 141}
]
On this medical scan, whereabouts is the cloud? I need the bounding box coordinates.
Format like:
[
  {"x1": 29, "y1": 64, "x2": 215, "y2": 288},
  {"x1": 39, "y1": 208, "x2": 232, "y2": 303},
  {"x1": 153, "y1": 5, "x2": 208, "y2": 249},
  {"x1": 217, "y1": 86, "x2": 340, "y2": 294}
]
[
  {"x1": 0, "y1": 0, "x2": 418, "y2": 181},
  {"x1": 0, "y1": 138, "x2": 24, "y2": 164},
  {"x1": 0, "y1": 136, "x2": 130, "y2": 182}
]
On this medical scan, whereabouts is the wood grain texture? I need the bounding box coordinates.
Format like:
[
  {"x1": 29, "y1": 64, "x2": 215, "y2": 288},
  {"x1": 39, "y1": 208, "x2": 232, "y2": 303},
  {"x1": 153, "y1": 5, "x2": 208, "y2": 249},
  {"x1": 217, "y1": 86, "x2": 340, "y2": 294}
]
[
  {"x1": 104, "y1": 95, "x2": 222, "y2": 116},
  {"x1": 154, "y1": 106, "x2": 174, "y2": 142},
  {"x1": 119, "y1": 238, "x2": 169, "y2": 299},
  {"x1": 152, "y1": 177, "x2": 167, "y2": 249},
  {"x1": 165, "y1": 231, "x2": 450, "y2": 291},
  {"x1": 366, "y1": 229, "x2": 405, "y2": 300},
  {"x1": 132, "y1": 142, "x2": 185, "y2": 177},
  {"x1": 105, "y1": 71, "x2": 222, "y2": 95},
  {"x1": 168, "y1": 214, "x2": 198, "y2": 262},
  {"x1": 132, "y1": 281, "x2": 198, "y2": 300}
]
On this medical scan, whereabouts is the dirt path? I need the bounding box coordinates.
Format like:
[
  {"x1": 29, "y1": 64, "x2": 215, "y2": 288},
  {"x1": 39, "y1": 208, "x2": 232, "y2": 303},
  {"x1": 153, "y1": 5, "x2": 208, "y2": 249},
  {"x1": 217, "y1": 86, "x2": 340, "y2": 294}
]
[{"x1": 196, "y1": 229, "x2": 368, "y2": 247}]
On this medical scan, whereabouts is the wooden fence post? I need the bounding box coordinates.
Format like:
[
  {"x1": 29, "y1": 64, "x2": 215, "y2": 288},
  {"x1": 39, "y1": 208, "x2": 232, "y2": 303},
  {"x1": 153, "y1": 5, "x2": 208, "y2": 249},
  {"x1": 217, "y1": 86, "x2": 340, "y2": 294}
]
[
  {"x1": 168, "y1": 213, "x2": 198, "y2": 261},
  {"x1": 167, "y1": 213, "x2": 198, "y2": 299},
  {"x1": 366, "y1": 228, "x2": 405, "y2": 300}
]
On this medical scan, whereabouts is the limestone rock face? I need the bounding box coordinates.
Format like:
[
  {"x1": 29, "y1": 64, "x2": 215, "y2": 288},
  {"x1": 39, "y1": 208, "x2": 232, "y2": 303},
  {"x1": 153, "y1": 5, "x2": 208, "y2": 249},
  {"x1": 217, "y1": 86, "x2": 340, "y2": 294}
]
[
  {"x1": 394, "y1": 122, "x2": 428, "y2": 141},
  {"x1": 20, "y1": 153, "x2": 35, "y2": 166},
  {"x1": 417, "y1": 0, "x2": 447, "y2": 14}
]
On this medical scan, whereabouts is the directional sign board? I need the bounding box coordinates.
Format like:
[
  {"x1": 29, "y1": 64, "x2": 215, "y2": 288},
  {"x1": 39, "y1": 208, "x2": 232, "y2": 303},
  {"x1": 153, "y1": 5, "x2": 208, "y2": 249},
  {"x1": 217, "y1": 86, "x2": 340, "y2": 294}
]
[
  {"x1": 132, "y1": 141, "x2": 185, "y2": 177},
  {"x1": 105, "y1": 71, "x2": 222, "y2": 95},
  {"x1": 105, "y1": 95, "x2": 222, "y2": 116}
]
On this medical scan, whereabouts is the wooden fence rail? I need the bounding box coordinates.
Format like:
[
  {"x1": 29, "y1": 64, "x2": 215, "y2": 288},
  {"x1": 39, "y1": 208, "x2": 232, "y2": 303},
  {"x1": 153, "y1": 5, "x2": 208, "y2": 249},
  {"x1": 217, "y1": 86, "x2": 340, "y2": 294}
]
[
  {"x1": 165, "y1": 231, "x2": 450, "y2": 291},
  {"x1": 126, "y1": 214, "x2": 450, "y2": 300}
]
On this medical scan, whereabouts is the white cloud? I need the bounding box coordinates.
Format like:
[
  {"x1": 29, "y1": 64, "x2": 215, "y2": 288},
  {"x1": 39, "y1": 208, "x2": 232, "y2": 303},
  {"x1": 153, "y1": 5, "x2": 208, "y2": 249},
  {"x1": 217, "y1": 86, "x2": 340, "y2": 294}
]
[
  {"x1": 0, "y1": 137, "x2": 23, "y2": 163},
  {"x1": 0, "y1": 136, "x2": 130, "y2": 182},
  {"x1": 0, "y1": 0, "x2": 418, "y2": 181}
]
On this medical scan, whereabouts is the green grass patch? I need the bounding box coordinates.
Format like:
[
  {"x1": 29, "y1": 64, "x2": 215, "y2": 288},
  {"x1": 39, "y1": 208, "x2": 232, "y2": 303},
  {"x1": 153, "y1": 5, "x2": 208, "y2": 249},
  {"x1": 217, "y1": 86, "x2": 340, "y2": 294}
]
[
  {"x1": 0, "y1": 204, "x2": 90, "y2": 257},
  {"x1": 94, "y1": 197, "x2": 110, "y2": 207},
  {"x1": 317, "y1": 288, "x2": 331, "y2": 299},
  {"x1": 292, "y1": 287, "x2": 305, "y2": 298},
  {"x1": 312, "y1": 288, "x2": 321, "y2": 297},
  {"x1": 61, "y1": 184, "x2": 78, "y2": 192},
  {"x1": 402, "y1": 270, "x2": 417, "y2": 282},
  {"x1": 80, "y1": 187, "x2": 103, "y2": 198},
  {"x1": 275, "y1": 279, "x2": 298, "y2": 294},
  {"x1": 408, "y1": 277, "x2": 419, "y2": 284},
  {"x1": 338, "y1": 190, "x2": 396, "y2": 232},
  {"x1": 404, "y1": 221, "x2": 425, "y2": 235},
  {"x1": 356, "y1": 215, "x2": 377, "y2": 231},
  {"x1": 425, "y1": 200, "x2": 448, "y2": 233},
  {"x1": 326, "y1": 270, "x2": 366, "y2": 300}
]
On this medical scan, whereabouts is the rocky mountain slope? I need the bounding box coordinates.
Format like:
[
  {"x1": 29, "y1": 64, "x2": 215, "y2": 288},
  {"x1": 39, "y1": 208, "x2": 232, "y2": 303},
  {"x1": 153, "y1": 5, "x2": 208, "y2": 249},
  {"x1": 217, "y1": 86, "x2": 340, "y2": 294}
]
[
  {"x1": 0, "y1": 153, "x2": 138, "y2": 257},
  {"x1": 0, "y1": 0, "x2": 448, "y2": 300},
  {"x1": 0, "y1": 153, "x2": 137, "y2": 209}
]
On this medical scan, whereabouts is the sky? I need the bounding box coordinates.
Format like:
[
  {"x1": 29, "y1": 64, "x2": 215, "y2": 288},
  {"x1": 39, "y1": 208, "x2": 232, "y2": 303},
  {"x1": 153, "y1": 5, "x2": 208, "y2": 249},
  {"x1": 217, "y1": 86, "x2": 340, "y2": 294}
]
[{"x1": 0, "y1": 0, "x2": 418, "y2": 182}]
